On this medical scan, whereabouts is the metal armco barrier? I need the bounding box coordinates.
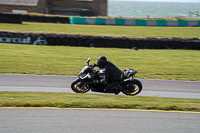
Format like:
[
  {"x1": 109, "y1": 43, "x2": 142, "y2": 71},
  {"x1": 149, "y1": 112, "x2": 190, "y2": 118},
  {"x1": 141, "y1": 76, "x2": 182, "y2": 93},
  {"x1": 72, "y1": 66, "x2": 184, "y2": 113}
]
[
  {"x1": 70, "y1": 17, "x2": 200, "y2": 27},
  {"x1": 0, "y1": 31, "x2": 199, "y2": 50}
]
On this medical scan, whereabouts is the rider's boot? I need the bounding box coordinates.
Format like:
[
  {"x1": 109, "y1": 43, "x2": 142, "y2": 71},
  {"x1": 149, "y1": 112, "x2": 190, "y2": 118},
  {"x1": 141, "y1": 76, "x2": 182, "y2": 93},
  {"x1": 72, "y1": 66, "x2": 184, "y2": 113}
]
[{"x1": 114, "y1": 86, "x2": 122, "y2": 95}]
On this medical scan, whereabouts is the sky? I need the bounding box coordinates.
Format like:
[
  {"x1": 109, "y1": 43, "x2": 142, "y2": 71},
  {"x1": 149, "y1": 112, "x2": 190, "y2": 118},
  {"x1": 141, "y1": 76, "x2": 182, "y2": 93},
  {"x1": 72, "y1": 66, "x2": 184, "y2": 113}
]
[{"x1": 110, "y1": 0, "x2": 200, "y2": 3}]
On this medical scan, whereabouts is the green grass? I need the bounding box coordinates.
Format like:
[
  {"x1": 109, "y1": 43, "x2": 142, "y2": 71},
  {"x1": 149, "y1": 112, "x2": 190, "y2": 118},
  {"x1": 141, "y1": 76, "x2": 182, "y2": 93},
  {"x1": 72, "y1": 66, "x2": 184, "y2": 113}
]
[
  {"x1": 0, "y1": 22, "x2": 200, "y2": 38},
  {"x1": 0, "y1": 43, "x2": 200, "y2": 81},
  {"x1": 0, "y1": 91, "x2": 200, "y2": 111},
  {"x1": 1, "y1": 22, "x2": 199, "y2": 111}
]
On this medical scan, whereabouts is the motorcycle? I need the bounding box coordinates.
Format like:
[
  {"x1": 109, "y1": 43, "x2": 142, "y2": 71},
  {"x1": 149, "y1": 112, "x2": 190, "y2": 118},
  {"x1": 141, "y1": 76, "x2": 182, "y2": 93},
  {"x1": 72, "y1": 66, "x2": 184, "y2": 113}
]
[{"x1": 71, "y1": 57, "x2": 142, "y2": 95}]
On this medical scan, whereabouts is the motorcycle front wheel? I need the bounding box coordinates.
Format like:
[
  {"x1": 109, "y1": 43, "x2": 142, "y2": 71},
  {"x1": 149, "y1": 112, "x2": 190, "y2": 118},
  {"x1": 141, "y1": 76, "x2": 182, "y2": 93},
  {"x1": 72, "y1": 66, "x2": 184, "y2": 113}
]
[
  {"x1": 122, "y1": 79, "x2": 142, "y2": 96},
  {"x1": 71, "y1": 79, "x2": 91, "y2": 93}
]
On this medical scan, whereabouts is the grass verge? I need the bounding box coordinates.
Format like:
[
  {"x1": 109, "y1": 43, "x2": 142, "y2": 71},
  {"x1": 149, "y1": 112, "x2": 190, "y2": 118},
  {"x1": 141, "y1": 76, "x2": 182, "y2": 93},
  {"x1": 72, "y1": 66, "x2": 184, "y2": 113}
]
[
  {"x1": 0, "y1": 22, "x2": 200, "y2": 38},
  {"x1": 0, "y1": 91, "x2": 199, "y2": 112},
  {"x1": 0, "y1": 43, "x2": 200, "y2": 81}
]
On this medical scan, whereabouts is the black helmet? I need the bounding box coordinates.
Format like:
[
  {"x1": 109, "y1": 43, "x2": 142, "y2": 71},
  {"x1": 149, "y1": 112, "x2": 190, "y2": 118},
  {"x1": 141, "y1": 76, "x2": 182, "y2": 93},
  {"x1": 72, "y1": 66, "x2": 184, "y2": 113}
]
[{"x1": 97, "y1": 56, "x2": 107, "y2": 68}]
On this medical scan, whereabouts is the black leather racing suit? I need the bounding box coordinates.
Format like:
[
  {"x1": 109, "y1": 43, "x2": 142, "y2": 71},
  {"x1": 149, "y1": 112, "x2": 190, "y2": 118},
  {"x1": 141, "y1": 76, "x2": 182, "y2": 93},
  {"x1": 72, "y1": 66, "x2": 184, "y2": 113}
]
[{"x1": 96, "y1": 61, "x2": 123, "y2": 92}]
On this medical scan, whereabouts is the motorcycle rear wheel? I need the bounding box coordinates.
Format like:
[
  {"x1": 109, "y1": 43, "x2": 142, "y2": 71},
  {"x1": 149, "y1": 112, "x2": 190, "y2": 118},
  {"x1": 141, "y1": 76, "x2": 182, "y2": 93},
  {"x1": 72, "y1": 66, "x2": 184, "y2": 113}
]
[
  {"x1": 71, "y1": 79, "x2": 91, "y2": 93},
  {"x1": 122, "y1": 79, "x2": 142, "y2": 96}
]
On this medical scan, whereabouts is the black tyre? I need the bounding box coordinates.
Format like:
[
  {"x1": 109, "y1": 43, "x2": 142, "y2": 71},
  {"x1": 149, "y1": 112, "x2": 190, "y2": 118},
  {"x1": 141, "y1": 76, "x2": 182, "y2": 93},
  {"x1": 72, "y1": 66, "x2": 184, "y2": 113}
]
[
  {"x1": 71, "y1": 79, "x2": 91, "y2": 93},
  {"x1": 122, "y1": 79, "x2": 142, "y2": 96}
]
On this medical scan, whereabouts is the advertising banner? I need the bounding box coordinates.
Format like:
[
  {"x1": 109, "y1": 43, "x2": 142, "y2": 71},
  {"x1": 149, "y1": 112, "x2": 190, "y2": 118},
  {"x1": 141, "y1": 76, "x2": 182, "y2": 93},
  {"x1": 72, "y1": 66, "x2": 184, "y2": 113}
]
[{"x1": 0, "y1": 33, "x2": 47, "y2": 45}]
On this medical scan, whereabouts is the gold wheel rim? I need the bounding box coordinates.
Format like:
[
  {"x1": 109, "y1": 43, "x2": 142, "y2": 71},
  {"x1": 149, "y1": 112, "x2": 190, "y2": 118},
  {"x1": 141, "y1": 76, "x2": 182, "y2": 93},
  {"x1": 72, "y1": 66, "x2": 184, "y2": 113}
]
[
  {"x1": 125, "y1": 84, "x2": 140, "y2": 95},
  {"x1": 74, "y1": 82, "x2": 90, "y2": 93}
]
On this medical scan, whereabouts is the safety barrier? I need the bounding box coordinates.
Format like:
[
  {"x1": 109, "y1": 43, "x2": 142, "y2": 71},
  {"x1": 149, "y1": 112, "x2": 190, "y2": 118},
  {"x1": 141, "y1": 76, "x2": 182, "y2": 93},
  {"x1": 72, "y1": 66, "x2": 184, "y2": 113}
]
[
  {"x1": 22, "y1": 15, "x2": 70, "y2": 23},
  {"x1": 1, "y1": 13, "x2": 199, "y2": 26},
  {"x1": 0, "y1": 13, "x2": 70, "y2": 24},
  {"x1": 0, "y1": 13, "x2": 22, "y2": 24},
  {"x1": 0, "y1": 31, "x2": 199, "y2": 50},
  {"x1": 70, "y1": 17, "x2": 200, "y2": 27}
]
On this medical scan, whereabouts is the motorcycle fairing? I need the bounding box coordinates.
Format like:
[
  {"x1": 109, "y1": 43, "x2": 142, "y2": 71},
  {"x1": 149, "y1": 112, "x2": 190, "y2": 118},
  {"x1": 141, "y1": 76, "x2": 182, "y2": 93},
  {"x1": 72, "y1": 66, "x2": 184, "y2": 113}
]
[
  {"x1": 79, "y1": 66, "x2": 93, "y2": 76},
  {"x1": 124, "y1": 68, "x2": 137, "y2": 78},
  {"x1": 79, "y1": 73, "x2": 95, "y2": 80},
  {"x1": 96, "y1": 68, "x2": 106, "y2": 79}
]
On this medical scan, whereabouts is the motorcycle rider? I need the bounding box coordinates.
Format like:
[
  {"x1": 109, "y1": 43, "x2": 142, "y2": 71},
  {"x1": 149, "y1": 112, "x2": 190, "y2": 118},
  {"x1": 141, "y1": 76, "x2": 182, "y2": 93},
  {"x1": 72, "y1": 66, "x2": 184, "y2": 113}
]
[{"x1": 92, "y1": 56, "x2": 124, "y2": 95}]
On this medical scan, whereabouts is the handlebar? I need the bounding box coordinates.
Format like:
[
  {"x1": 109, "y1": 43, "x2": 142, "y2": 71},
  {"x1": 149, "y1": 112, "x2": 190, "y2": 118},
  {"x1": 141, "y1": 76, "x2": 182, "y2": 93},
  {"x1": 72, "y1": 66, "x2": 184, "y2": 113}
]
[
  {"x1": 92, "y1": 63, "x2": 97, "y2": 67},
  {"x1": 89, "y1": 63, "x2": 98, "y2": 73}
]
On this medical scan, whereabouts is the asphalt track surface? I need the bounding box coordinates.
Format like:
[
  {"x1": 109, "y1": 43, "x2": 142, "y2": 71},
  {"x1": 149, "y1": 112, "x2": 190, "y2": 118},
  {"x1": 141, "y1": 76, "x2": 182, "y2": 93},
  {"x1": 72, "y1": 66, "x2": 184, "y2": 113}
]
[
  {"x1": 0, "y1": 108, "x2": 200, "y2": 133},
  {"x1": 0, "y1": 74, "x2": 200, "y2": 99},
  {"x1": 1, "y1": 74, "x2": 200, "y2": 133}
]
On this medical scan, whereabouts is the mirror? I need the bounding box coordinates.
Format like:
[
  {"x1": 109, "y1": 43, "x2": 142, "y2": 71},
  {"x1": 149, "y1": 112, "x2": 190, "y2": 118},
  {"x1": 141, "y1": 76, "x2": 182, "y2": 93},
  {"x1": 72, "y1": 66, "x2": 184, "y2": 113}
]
[{"x1": 87, "y1": 57, "x2": 91, "y2": 65}]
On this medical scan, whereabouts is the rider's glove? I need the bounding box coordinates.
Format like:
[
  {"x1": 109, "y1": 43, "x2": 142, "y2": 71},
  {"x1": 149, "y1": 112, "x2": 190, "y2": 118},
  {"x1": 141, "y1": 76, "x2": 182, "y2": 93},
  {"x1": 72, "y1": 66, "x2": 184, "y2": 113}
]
[{"x1": 93, "y1": 63, "x2": 97, "y2": 67}]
